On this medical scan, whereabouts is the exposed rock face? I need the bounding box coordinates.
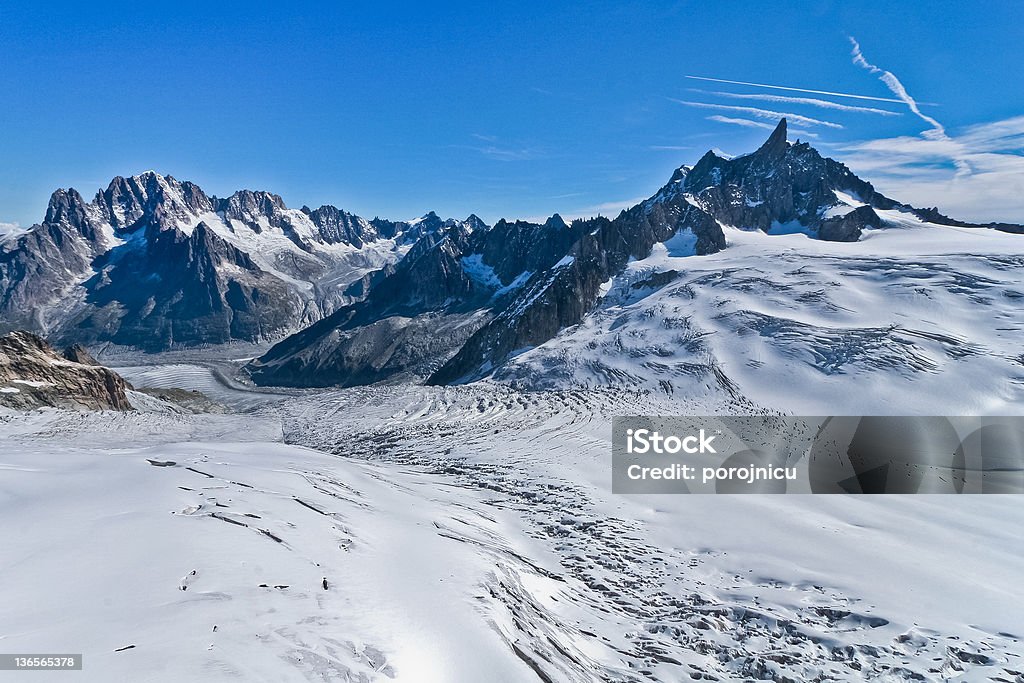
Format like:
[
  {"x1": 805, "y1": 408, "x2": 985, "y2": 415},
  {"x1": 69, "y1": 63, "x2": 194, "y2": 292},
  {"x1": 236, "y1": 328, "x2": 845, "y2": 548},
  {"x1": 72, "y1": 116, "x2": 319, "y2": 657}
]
[
  {"x1": 250, "y1": 160, "x2": 729, "y2": 387},
  {"x1": 0, "y1": 171, "x2": 470, "y2": 349},
  {"x1": 63, "y1": 343, "x2": 99, "y2": 365},
  {"x1": 680, "y1": 118, "x2": 898, "y2": 241},
  {"x1": 819, "y1": 205, "x2": 882, "y2": 242},
  {"x1": 429, "y1": 187, "x2": 726, "y2": 385},
  {"x1": 69, "y1": 221, "x2": 308, "y2": 350},
  {"x1": 0, "y1": 331, "x2": 132, "y2": 410},
  {"x1": 0, "y1": 190, "x2": 107, "y2": 333},
  {"x1": 248, "y1": 224, "x2": 497, "y2": 386}
]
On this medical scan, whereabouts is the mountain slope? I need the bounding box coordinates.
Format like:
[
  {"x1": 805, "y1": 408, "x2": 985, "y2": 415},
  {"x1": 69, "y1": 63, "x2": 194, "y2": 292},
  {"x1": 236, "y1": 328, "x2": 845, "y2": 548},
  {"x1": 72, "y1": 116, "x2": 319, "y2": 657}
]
[
  {"x1": 251, "y1": 118, "x2": 1023, "y2": 388},
  {"x1": 0, "y1": 172, "x2": 469, "y2": 350},
  {"x1": 494, "y1": 221, "x2": 1024, "y2": 408},
  {"x1": 247, "y1": 215, "x2": 597, "y2": 386}
]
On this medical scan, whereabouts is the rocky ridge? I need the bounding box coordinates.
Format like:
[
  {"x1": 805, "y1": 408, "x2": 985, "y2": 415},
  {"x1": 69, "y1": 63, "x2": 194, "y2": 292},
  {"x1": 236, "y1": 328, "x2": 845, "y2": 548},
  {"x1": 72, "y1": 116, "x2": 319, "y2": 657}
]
[{"x1": 0, "y1": 330, "x2": 133, "y2": 410}]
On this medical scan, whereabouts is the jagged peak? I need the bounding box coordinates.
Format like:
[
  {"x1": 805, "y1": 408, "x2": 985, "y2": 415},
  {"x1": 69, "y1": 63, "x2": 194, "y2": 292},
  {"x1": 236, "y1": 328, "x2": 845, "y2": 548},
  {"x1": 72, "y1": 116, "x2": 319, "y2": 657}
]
[
  {"x1": 44, "y1": 187, "x2": 88, "y2": 224},
  {"x1": 754, "y1": 118, "x2": 788, "y2": 156},
  {"x1": 132, "y1": 169, "x2": 169, "y2": 183},
  {"x1": 218, "y1": 189, "x2": 287, "y2": 215},
  {"x1": 544, "y1": 213, "x2": 568, "y2": 229},
  {"x1": 104, "y1": 170, "x2": 179, "y2": 195},
  {"x1": 668, "y1": 165, "x2": 690, "y2": 184},
  {"x1": 408, "y1": 211, "x2": 443, "y2": 227},
  {"x1": 464, "y1": 214, "x2": 488, "y2": 231}
]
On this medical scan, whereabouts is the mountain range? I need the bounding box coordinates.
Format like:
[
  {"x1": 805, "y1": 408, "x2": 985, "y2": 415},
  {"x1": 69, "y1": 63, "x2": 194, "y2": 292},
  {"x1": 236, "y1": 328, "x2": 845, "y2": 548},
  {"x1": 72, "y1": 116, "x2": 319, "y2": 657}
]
[{"x1": 2, "y1": 118, "x2": 1020, "y2": 388}]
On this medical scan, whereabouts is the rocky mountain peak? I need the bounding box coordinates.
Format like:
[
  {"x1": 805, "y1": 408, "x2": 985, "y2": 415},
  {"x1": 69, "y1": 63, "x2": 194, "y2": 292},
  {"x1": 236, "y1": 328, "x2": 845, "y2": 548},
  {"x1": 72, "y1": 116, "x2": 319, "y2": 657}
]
[
  {"x1": 95, "y1": 171, "x2": 213, "y2": 231},
  {"x1": 44, "y1": 187, "x2": 90, "y2": 227},
  {"x1": 464, "y1": 214, "x2": 488, "y2": 232},
  {"x1": 543, "y1": 214, "x2": 569, "y2": 230},
  {"x1": 755, "y1": 117, "x2": 788, "y2": 157},
  {"x1": 221, "y1": 189, "x2": 286, "y2": 214}
]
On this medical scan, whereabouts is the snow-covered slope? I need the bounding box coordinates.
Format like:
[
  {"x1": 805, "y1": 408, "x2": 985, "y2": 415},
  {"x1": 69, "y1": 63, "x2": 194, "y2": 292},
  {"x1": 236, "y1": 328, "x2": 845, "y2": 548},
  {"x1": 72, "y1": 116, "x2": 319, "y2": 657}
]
[
  {"x1": 496, "y1": 219, "x2": 1024, "y2": 413},
  {"x1": 2, "y1": 383, "x2": 1021, "y2": 682}
]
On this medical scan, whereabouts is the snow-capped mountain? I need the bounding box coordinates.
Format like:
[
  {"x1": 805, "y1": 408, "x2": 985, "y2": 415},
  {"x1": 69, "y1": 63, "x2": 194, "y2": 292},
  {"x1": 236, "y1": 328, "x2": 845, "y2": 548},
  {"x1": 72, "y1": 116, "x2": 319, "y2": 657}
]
[
  {"x1": 248, "y1": 118, "x2": 1024, "y2": 388},
  {"x1": 0, "y1": 171, "x2": 475, "y2": 349}
]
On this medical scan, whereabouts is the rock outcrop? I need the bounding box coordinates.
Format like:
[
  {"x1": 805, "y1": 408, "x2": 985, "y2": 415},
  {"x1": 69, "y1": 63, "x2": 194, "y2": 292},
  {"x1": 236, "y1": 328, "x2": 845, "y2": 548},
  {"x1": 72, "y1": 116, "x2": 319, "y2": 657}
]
[{"x1": 0, "y1": 331, "x2": 132, "y2": 410}]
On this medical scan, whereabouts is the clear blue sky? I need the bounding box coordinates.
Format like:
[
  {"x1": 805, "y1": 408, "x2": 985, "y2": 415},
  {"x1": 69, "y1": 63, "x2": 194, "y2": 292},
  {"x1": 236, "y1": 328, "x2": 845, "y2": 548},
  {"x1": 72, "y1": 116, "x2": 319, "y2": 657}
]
[{"x1": 1, "y1": 0, "x2": 1022, "y2": 226}]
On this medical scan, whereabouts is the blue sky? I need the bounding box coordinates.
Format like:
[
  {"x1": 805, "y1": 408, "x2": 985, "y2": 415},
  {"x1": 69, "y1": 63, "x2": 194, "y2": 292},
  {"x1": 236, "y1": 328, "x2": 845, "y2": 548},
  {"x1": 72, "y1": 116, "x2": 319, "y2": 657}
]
[{"x1": 1, "y1": 0, "x2": 1022, "y2": 227}]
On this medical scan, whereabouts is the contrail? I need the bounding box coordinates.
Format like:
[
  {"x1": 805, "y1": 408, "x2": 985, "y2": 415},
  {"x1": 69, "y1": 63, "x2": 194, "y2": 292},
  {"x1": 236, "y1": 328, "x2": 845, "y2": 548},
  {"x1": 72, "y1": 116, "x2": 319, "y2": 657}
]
[
  {"x1": 707, "y1": 115, "x2": 819, "y2": 138},
  {"x1": 693, "y1": 89, "x2": 902, "y2": 116},
  {"x1": 848, "y1": 37, "x2": 945, "y2": 136},
  {"x1": 706, "y1": 115, "x2": 775, "y2": 130},
  {"x1": 848, "y1": 36, "x2": 968, "y2": 174},
  {"x1": 684, "y1": 75, "x2": 930, "y2": 105}
]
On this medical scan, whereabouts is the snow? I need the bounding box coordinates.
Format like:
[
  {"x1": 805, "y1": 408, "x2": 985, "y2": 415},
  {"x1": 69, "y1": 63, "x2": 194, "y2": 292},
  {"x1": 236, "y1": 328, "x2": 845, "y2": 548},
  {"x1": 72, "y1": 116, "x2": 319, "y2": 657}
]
[
  {"x1": 2, "y1": 378, "x2": 1021, "y2": 682},
  {"x1": 499, "y1": 219, "x2": 1024, "y2": 415},
  {"x1": 553, "y1": 255, "x2": 575, "y2": 268},
  {"x1": 492, "y1": 270, "x2": 532, "y2": 299},
  {"x1": 10, "y1": 379, "x2": 52, "y2": 388},
  {"x1": 429, "y1": 251, "x2": 527, "y2": 301},
  {"x1": 460, "y1": 253, "x2": 501, "y2": 288},
  {"x1": 113, "y1": 363, "x2": 290, "y2": 412},
  {"x1": 0, "y1": 221, "x2": 30, "y2": 243},
  {"x1": 822, "y1": 190, "x2": 868, "y2": 219},
  {"x1": 4, "y1": 182, "x2": 1024, "y2": 680},
  {"x1": 0, "y1": 419, "x2": 532, "y2": 682},
  {"x1": 0, "y1": 386, "x2": 20, "y2": 393},
  {"x1": 662, "y1": 227, "x2": 698, "y2": 256}
]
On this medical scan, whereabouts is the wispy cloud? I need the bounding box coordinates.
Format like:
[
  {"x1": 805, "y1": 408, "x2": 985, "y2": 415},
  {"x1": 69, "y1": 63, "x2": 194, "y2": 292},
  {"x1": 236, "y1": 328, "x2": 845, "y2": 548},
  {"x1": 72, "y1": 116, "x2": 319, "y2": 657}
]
[
  {"x1": 706, "y1": 115, "x2": 819, "y2": 139},
  {"x1": 669, "y1": 99, "x2": 843, "y2": 129},
  {"x1": 838, "y1": 116, "x2": 1024, "y2": 222},
  {"x1": 0, "y1": 221, "x2": 26, "y2": 239},
  {"x1": 474, "y1": 146, "x2": 540, "y2": 161},
  {"x1": 456, "y1": 134, "x2": 543, "y2": 161},
  {"x1": 848, "y1": 36, "x2": 968, "y2": 175},
  {"x1": 691, "y1": 89, "x2": 901, "y2": 116},
  {"x1": 647, "y1": 144, "x2": 693, "y2": 151},
  {"x1": 706, "y1": 115, "x2": 774, "y2": 130},
  {"x1": 685, "y1": 75, "x2": 934, "y2": 105}
]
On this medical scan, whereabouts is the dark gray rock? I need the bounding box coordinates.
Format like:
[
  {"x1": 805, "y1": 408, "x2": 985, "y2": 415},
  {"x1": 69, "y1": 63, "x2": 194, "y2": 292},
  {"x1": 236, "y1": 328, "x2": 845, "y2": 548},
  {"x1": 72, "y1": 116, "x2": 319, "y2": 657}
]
[
  {"x1": 63, "y1": 343, "x2": 99, "y2": 366},
  {"x1": 819, "y1": 205, "x2": 882, "y2": 242}
]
